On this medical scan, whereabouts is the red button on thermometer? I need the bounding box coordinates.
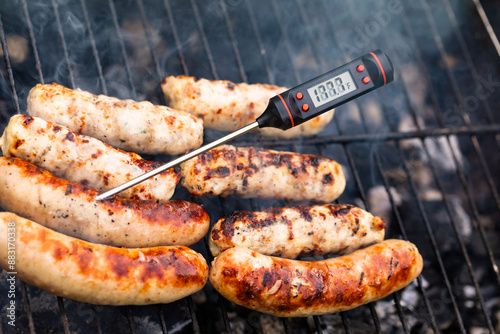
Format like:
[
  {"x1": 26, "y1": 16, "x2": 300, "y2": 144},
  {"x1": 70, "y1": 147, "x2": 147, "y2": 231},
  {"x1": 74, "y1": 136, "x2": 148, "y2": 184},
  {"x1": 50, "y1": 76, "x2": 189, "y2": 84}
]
[{"x1": 95, "y1": 50, "x2": 394, "y2": 200}]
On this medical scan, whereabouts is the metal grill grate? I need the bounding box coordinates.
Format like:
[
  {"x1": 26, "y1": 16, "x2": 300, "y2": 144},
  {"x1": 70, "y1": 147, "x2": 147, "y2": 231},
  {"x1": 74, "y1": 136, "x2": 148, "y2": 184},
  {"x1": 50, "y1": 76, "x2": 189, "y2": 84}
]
[{"x1": 1, "y1": 0, "x2": 499, "y2": 333}]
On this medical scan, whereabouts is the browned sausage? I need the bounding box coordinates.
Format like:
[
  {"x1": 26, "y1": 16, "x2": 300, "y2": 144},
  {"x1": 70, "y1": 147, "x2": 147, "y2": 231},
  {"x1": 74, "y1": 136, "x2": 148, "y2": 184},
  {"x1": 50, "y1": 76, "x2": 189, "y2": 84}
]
[
  {"x1": 161, "y1": 75, "x2": 334, "y2": 138},
  {"x1": 209, "y1": 204, "x2": 385, "y2": 258},
  {"x1": 27, "y1": 83, "x2": 204, "y2": 155},
  {"x1": 0, "y1": 157, "x2": 209, "y2": 247},
  {"x1": 0, "y1": 114, "x2": 179, "y2": 201},
  {"x1": 0, "y1": 212, "x2": 208, "y2": 305},
  {"x1": 209, "y1": 239, "x2": 423, "y2": 317},
  {"x1": 181, "y1": 145, "x2": 345, "y2": 202}
]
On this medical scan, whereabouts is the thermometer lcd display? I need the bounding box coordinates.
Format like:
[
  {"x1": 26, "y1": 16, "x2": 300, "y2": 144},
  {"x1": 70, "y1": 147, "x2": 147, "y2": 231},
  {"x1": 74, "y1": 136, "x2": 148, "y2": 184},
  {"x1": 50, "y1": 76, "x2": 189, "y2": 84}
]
[{"x1": 307, "y1": 71, "x2": 357, "y2": 107}]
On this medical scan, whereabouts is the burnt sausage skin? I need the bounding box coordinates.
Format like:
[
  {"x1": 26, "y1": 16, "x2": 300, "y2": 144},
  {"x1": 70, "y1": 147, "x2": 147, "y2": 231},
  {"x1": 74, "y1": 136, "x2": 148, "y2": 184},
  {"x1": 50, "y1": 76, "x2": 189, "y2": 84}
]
[
  {"x1": 181, "y1": 145, "x2": 346, "y2": 202},
  {"x1": 0, "y1": 114, "x2": 179, "y2": 201},
  {"x1": 161, "y1": 75, "x2": 335, "y2": 138},
  {"x1": 0, "y1": 212, "x2": 208, "y2": 305},
  {"x1": 27, "y1": 83, "x2": 204, "y2": 155},
  {"x1": 209, "y1": 204, "x2": 385, "y2": 258},
  {"x1": 0, "y1": 157, "x2": 209, "y2": 247},
  {"x1": 209, "y1": 239, "x2": 423, "y2": 317}
]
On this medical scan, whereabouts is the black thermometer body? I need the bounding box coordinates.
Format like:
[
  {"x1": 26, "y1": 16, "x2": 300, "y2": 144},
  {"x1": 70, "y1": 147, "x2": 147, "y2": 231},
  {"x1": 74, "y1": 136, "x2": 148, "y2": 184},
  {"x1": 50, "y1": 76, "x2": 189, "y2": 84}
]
[{"x1": 257, "y1": 49, "x2": 394, "y2": 130}]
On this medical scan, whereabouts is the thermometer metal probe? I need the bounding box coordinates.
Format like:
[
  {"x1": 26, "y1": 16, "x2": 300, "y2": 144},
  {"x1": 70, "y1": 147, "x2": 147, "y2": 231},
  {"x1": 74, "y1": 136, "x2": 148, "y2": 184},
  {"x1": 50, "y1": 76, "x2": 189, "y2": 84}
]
[{"x1": 95, "y1": 50, "x2": 394, "y2": 200}]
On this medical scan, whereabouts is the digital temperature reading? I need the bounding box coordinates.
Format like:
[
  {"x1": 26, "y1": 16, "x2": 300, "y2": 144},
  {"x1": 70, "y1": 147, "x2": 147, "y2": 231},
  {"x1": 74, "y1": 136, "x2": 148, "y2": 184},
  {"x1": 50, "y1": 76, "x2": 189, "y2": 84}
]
[{"x1": 307, "y1": 71, "x2": 357, "y2": 107}]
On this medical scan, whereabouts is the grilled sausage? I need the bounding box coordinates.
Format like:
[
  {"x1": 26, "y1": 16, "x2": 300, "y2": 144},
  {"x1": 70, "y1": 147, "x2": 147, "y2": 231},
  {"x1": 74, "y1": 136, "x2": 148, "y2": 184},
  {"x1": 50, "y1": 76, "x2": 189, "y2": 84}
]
[
  {"x1": 180, "y1": 145, "x2": 345, "y2": 202},
  {"x1": 0, "y1": 212, "x2": 208, "y2": 305},
  {"x1": 209, "y1": 204, "x2": 385, "y2": 258},
  {"x1": 0, "y1": 157, "x2": 209, "y2": 247},
  {"x1": 209, "y1": 239, "x2": 423, "y2": 317},
  {"x1": 27, "y1": 83, "x2": 204, "y2": 155},
  {"x1": 0, "y1": 114, "x2": 179, "y2": 201},
  {"x1": 161, "y1": 75, "x2": 335, "y2": 138}
]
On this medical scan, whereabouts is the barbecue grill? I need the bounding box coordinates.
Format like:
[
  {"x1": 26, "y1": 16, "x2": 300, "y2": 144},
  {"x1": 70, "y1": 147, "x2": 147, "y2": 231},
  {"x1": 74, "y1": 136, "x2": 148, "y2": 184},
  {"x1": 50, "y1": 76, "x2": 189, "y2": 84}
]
[{"x1": 0, "y1": 0, "x2": 499, "y2": 333}]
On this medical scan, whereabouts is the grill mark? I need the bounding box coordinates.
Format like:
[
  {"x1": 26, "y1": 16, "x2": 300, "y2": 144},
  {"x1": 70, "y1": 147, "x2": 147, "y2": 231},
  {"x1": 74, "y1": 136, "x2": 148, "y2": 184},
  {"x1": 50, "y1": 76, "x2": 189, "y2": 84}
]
[
  {"x1": 65, "y1": 184, "x2": 73, "y2": 196},
  {"x1": 21, "y1": 114, "x2": 34, "y2": 127},
  {"x1": 388, "y1": 257, "x2": 394, "y2": 280},
  {"x1": 297, "y1": 206, "x2": 312, "y2": 222},
  {"x1": 204, "y1": 166, "x2": 230, "y2": 180},
  {"x1": 64, "y1": 132, "x2": 75, "y2": 142},
  {"x1": 13, "y1": 139, "x2": 25, "y2": 149},
  {"x1": 322, "y1": 173, "x2": 333, "y2": 184}
]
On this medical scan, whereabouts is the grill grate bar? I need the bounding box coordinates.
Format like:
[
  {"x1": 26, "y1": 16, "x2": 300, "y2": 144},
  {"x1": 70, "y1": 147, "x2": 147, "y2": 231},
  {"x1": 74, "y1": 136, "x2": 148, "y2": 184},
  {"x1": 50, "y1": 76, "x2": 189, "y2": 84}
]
[
  {"x1": 243, "y1": 0, "x2": 275, "y2": 85},
  {"x1": 51, "y1": 0, "x2": 75, "y2": 89},
  {"x1": 20, "y1": 279, "x2": 36, "y2": 334},
  {"x1": 217, "y1": 298, "x2": 232, "y2": 333},
  {"x1": 157, "y1": 305, "x2": 169, "y2": 334},
  {"x1": 136, "y1": 0, "x2": 164, "y2": 84},
  {"x1": 80, "y1": 0, "x2": 107, "y2": 95},
  {"x1": 269, "y1": 0, "x2": 301, "y2": 84},
  {"x1": 126, "y1": 307, "x2": 137, "y2": 334},
  {"x1": 340, "y1": 313, "x2": 352, "y2": 334},
  {"x1": 186, "y1": 296, "x2": 201, "y2": 334},
  {"x1": 89, "y1": 305, "x2": 103, "y2": 334},
  {"x1": 0, "y1": 12, "x2": 21, "y2": 114},
  {"x1": 220, "y1": 0, "x2": 247, "y2": 83},
  {"x1": 408, "y1": 0, "x2": 500, "y2": 289},
  {"x1": 189, "y1": 0, "x2": 218, "y2": 80},
  {"x1": 281, "y1": 318, "x2": 292, "y2": 334},
  {"x1": 107, "y1": 0, "x2": 137, "y2": 99},
  {"x1": 162, "y1": 0, "x2": 188, "y2": 76},
  {"x1": 313, "y1": 315, "x2": 324, "y2": 334},
  {"x1": 471, "y1": 0, "x2": 500, "y2": 58},
  {"x1": 57, "y1": 298, "x2": 71, "y2": 334},
  {"x1": 21, "y1": 0, "x2": 44, "y2": 85}
]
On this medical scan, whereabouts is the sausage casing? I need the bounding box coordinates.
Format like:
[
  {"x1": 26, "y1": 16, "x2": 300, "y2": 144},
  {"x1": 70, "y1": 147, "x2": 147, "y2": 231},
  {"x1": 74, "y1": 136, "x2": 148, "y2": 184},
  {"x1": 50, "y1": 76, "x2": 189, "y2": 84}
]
[
  {"x1": 0, "y1": 212, "x2": 208, "y2": 305},
  {"x1": 209, "y1": 204, "x2": 385, "y2": 258},
  {"x1": 0, "y1": 157, "x2": 209, "y2": 247},
  {"x1": 209, "y1": 239, "x2": 423, "y2": 317},
  {"x1": 27, "y1": 83, "x2": 204, "y2": 155},
  {"x1": 181, "y1": 145, "x2": 345, "y2": 202},
  {"x1": 161, "y1": 75, "x2": 334, "y2": 138},
  {"x1": 0, "y1": 114, "x2": 179, "y2": 201}
]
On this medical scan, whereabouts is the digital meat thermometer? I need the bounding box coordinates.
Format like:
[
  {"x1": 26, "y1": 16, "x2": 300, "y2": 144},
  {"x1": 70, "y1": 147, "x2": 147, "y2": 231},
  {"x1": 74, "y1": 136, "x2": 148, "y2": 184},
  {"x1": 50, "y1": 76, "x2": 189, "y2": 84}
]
[{"x1": 95, "y1": 50, "x2": 393, "y2": 200}]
